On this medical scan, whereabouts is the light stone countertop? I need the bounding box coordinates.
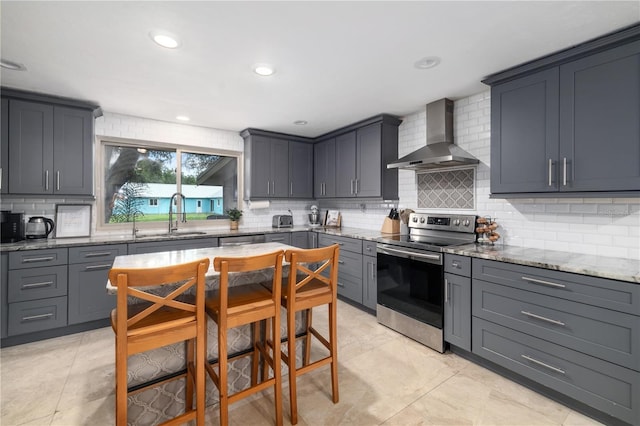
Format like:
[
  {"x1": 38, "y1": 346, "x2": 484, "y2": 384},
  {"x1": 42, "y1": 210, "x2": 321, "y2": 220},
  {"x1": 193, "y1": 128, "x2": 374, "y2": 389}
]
[{"x1": 445, "y1": 243, "x2": 640, "y2": 284}]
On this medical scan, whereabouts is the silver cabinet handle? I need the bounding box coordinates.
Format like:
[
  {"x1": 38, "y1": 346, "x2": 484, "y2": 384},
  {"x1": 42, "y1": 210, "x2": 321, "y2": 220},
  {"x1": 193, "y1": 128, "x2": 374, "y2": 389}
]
[
  {"x1": 267, "y1": 181, "x2": 270, "y2": 194},
  {"x1": 444, "y1": 278, "x2": 449, "y2": 303},
  {"x1": 22, "y1": 281, "x2": 54, "y2": 289},
  {"x1": 85, "y1": 252, "x2": 112, "y2": 258},
  {"x1": 350, "y1": 179, "x2": 354, "y2": 194},
  {"x1": 270, "y1": 238, "x2": 285, "y2": 242},
  {"x1": 521, "y1": 310, "x2": 565, "y2": 326},
  {"x1": 45, "y1": 170, "x2": 49, "y2": 191},
  {"x1": 451, "y1": 261, "x2": 460, "y2": 269},
  {"x1": 548, "y1": 158, "x2": 553, "y2": 186},
  {"x1": 22, "y1": 256, "x2": 55, "y2": 263},
  {"x1": 322, "y1": 182, "x2": 326, "y2": 196},
  {"x1": 272, "y1": 181, "x2": 275, "y2": 194},
  {"x1": 332, "y1": 241, "x2": 345, "y2": 246},
  {"x1": 355, "y1": 179, "x2": 359, "y2": 194},
  {"x1": 85, "y1": 264, "x2": 112, "y2": 270},
  {"x1": 291, "y1": 181, "x2": 294, "y2": 195},
  {"x1": 56, "y1": 171, "x2": 60, "y2": 191},
  {"x1": 0, "y1": 167, "x2": 2, "y2": 190},
  {"x1": 563, "y1": 157, "x2": 567, "y2": 186},
  {"x1": 22, "y1": 313, "x2": 54, "y2": 322},
  {"x1": 521, "y1": 276, "x2": 566, "y2": 289},
  {"x1": 338, "y1": 260, "x2": 345, "y2": 264},
  {"x1": 337, "y1": 281, "x2": 344, "y2": 288},
  {"x1": 521, "y1": 354, "x2": 565, "y2": 375}
]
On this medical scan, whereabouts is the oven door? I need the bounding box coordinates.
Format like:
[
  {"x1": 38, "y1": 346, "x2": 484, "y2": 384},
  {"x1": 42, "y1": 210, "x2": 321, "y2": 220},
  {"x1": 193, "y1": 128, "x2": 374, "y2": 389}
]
[{"x1": 376, "y1": 244, "x2": 444, "y2": 329}]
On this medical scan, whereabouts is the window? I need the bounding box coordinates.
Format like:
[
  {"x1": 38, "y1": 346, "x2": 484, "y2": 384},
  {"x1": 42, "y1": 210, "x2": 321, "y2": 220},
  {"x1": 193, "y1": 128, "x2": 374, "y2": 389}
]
[{"x1": 100, "y1": 139, "x2": 239, "y2": 226}]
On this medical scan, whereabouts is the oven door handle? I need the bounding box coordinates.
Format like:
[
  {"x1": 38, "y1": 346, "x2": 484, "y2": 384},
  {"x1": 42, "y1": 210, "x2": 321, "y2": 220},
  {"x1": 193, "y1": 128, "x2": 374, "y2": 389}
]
[{"x1": 377, "y1": 245, "x2": 442, "y2": 264}]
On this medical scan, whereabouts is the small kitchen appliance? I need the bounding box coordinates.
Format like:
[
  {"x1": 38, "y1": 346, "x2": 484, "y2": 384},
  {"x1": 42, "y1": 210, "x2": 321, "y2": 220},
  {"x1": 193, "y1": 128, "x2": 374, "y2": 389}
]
[
  {"x1": 376, "y1": 212, "x2": 477, "y2": 353},
  {"x1": 25, "y1": 216, "x2": 55, "y2": 239},
  {"x1": 308, "y1": 205, "x2": 321, "y2": 227},
  {"x1": 1, "y1": 211, "x2": 25, "y2": 243},
  {"x1": 272, "y1": 213, "x2": 293, "y2": 229}
]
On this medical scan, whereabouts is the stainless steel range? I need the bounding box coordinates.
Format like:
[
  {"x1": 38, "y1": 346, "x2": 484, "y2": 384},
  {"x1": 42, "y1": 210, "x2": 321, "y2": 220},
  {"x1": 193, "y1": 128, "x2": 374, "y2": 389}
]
[{"x1": 376, "y1": 212, "x2": 477, "y2": 352}]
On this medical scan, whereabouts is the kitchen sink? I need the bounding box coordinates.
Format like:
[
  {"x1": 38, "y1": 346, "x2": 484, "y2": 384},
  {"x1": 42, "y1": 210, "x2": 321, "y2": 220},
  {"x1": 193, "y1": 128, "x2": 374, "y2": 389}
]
[{"x1": 134, "y1": 231, "x2": 208, "y2": 239}]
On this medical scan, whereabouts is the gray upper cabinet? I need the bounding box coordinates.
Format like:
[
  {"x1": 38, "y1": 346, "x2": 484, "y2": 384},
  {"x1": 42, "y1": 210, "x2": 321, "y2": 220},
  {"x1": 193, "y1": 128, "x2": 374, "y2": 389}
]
[
  {"x1": 559, "y1": 40, "x2": 640, "y2": 192},
  {"x1": 356, "y1": 123, "x2": 383, "y2": 197},
  {"x1": 1, "y1": 98, "x2": 8, "y2": 195},
  {"x1": 335, "y1": 131, "x2": 357, "y2": 197},
  {"x1": 289, "y1": 141, "x2": 313, "y2": 198},
  {"x1": 4, "y1": 91, "x2": 96, "y2": 196},
  {"x1": 486, "y1": 27, "x2": 640, "y2": 196},
  {"x1": 242, "y1": 129, "x2": 313, "y2": 200},
  {"x1": 314, "y1": 138, "x2": 336, "y2": 198}
]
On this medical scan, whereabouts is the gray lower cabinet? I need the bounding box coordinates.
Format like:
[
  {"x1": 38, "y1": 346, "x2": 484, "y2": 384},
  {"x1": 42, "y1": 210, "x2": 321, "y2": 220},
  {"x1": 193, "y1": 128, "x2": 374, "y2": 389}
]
[
  {"x1": 67, "y1": 244, "x2": 127, "y2": 325},
  {"x1": 1, "y1": 254, "x2": 8, "y2": 338},
  {"x1": 444, "y1": 254, "x2": 471, "y2": 351},
  {"x1": 127, "y1": 237, "x2": 218, "y2": 254},
  {"x1": 308, "y1": 231, "x2": 318, "y2": 249},
  {"x1": 362, "y1": 254, "x2": 376, "y2": 310},
  {"x1": 6, "y1": 249, "x2": 69, "y2": 336},
  {"x1": 487, "y1": 29, "x2": 640, "y2": 195},
  {"x1": 471, "y1": 257, "x2": 640, "y2": 425},
  {"x1": 318, "y1": 234, "x2": 365, "y2": 306},
  {"x1": 1, "y1": 98, "x2": 8, "y2": 194},
  {"x1": 290, "y1": 232, "x2": 309, "y2": 249},
  {"x1": 265, "y1": 232, "x2": 291, "y2": 245}
]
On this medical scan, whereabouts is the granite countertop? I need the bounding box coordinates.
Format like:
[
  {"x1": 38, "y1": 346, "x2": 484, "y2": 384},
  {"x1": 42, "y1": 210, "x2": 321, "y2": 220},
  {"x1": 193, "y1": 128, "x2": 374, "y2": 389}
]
[
  {"x1": 445, "y1": 243, "x2": 640, "y2": 284},
  {"x1": 0, "y1": 225, "x2": 392, "y2": 252}
]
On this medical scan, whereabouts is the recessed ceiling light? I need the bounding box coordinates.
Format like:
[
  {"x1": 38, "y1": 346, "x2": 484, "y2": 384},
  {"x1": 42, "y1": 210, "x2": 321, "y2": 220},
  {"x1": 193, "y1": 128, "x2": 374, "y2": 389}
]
[
  {"x1": 150, "y1": 31, "x2": 181, "y2": 49},
  {"x1": 0, "y1": 58, "x2": 27, "y2": 71},
  {"x1": 253, "y1": 64, "x2": 275, "y2": 76},
  {"x1": 414, "y1": 56, "x2": 441, "y2": 70},
  {"x1": 293, "y1": 120, "x2": 308, "y2": 125},
  {"x1": 176, "y1": 115, "x2": 190, "y2": 122}
]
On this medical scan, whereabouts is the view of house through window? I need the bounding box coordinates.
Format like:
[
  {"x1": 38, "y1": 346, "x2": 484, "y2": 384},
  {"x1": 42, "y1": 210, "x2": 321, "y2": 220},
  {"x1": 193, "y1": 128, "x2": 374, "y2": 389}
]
[{"x1": 103, "y1": 142, "x2": 238, "y2": 225}]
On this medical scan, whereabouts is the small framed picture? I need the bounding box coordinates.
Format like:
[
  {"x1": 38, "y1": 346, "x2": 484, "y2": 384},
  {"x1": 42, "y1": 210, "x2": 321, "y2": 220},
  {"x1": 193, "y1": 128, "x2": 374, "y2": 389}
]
[
  {"x1": 55, "y1": 204, "x2": 91, "y2": 238},
  {"x1": 324, "y1": 210, "x2": 341, "y2": 228}
]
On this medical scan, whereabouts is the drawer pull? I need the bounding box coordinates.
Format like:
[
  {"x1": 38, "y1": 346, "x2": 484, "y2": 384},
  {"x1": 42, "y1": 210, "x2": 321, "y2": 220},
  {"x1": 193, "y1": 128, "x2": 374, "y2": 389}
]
[
  {"x1": 451, "y1": 261, "x2": 460, "y2": 269},
  {"x1": 444, "y1": 278, "x2": 449, "y2": 303},
  {"x1": 85, "y1": 264, "x2": 112, "y2": 270},
  {"x1": 521, "y1": 310, "x2": 565, "y2": 326},
  {"x1": 22, "y1": 256, "x2": 55, "y2": 263},
  {"x1": 337, "y1": 281, "x2": 344, "y2": 288},
  {"x1": 338, "y1": 260, "x2": 345, "y2": 265},
  {"x1": 332, "y1": 241, "x2": 345, "y2": 246},
  {"x1": 521, "y1": 276, "x2": 566, "y2": 289},
  {"x1": 85, "y1": 252, "x2": 112, "y2": 258},
  {"x1": 521, "y1": 354, "x2": 566, "y2": 375},
  {"x1": 22, "y1": 313, "x2": 54, "y2": 322},
  {"x1": 270, "y1": 238, "x2": 285, "y2": 242},
  {"x1": 21, "y1": 281, "x2": 54, "y2": 289}
]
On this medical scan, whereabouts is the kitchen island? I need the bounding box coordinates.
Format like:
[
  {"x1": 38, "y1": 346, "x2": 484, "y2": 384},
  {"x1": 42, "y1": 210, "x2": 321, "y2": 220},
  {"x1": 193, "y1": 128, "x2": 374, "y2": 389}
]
[{"x1": 108, "y1": 242, "x2": 304, "y2": 426}]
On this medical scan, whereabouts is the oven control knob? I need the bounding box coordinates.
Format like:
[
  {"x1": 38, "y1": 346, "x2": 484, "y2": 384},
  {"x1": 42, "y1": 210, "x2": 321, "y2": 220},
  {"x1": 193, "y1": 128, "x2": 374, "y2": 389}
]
[
  {"x1": 463, "y1": 219, "x2": 471, "y2": 227},
  {"x1": 419, "y1": 217, "x2": 426, "y2": 224},
  {"x1": 412, "y1": 217, "x2": 418, "y2": 223},
  {"x1": 453, "y1": 219, "x2": 461, "y2": 226}
]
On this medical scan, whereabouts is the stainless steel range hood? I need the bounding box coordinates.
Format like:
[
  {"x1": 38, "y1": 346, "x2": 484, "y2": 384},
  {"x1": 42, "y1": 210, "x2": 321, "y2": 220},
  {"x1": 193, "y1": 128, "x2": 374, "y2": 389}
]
[{"x1": 387, "y1": 98, "x2": 479, "y2": 170}]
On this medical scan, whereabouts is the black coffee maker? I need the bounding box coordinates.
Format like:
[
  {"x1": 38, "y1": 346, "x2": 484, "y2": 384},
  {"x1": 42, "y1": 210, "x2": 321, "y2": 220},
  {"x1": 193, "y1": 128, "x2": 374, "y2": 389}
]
[{"x1": 1, "y1": 211, "x2": 25, "y2": 243}]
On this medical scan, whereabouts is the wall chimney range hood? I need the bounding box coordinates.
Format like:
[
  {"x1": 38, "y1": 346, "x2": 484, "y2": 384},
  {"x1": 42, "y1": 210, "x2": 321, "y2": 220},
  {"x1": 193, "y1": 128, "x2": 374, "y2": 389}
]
[{"x1": 387, "y1": 98, "x2": 479, "y2": 170}]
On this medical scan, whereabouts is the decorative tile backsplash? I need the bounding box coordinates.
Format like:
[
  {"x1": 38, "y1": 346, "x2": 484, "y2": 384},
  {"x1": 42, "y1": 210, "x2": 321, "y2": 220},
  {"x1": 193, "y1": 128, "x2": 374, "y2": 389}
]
[{"x1": 417, "y1": 168, "x2": 475, "y2": 210}]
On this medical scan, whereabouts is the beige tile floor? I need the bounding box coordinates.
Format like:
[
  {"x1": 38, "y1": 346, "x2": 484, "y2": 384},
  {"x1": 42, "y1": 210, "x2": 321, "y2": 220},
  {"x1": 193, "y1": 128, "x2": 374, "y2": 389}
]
[{"x1": 1, "y1": 301, "x2": 603, "y2": 426}]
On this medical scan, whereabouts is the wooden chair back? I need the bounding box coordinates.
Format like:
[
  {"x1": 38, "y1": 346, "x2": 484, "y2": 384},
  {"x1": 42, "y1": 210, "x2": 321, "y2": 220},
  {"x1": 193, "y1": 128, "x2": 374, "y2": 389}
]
[{"x1": 284, "y1": 244, "x2": 340, "y2": 302}]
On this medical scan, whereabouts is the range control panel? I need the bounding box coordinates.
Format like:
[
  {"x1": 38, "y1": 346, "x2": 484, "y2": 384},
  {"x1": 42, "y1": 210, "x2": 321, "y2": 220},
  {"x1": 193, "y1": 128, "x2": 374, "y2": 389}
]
[{"x1": 408, "y1": 213, "x2": 477, "y2": 233}]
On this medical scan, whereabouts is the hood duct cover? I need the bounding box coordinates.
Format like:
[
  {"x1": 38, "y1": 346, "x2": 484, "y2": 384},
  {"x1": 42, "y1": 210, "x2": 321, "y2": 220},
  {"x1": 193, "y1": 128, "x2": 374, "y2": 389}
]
[{"x1": 387, "y1": 98, "x2": 479, "y2": 170}]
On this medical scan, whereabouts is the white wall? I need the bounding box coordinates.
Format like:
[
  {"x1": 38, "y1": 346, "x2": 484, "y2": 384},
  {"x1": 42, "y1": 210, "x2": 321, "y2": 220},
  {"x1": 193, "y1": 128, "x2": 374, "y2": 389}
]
[{"x1": 396, "y1": 91, "x2": 640, "y2": 260}]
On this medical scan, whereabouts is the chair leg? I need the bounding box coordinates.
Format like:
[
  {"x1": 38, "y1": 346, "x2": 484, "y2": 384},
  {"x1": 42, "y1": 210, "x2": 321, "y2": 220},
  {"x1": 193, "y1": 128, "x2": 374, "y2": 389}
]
[
  {"x1": 303, "y1": 309, "x2": 312, "y2": 366},
  {"x1": 115, "y1": 335, "x2": 128, "y2": 426},
  {"x1": 185, "y1": 339, "x2": 194, "y2": 412},
  {"x1": 262, "y1": 319, "x2": 270, "y2": 381},
  {"x1": 273, "y1": 309, "x2": 283, "y2": 426},
  {"x1": 288, "y1": 308, "x2": 299, "y2": 425},
  {"x1": 218, "y1": 326, "x2": 229, "y2": 426},
  {"x1": 251, "y1": 322, "x2": 260, "y2": 386},
  {"x1": 329, "y1": 301, "x2": 339, "y2": 403},
  {"x1": 196, "y1": 330, "x2": 205, "y2": 425}
]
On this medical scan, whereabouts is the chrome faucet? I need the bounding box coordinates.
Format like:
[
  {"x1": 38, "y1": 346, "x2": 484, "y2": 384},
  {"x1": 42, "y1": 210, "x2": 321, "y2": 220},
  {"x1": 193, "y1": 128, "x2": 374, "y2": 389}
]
[{"x1": 168, "y1": 192, "x2": 186, "y2": 234}]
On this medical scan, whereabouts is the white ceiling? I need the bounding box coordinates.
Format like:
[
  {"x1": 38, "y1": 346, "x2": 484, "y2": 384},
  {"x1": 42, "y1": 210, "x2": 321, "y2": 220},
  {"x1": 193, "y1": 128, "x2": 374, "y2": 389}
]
[{"x1": 1, "y1": 1, "x2": 638, "y2": 137}]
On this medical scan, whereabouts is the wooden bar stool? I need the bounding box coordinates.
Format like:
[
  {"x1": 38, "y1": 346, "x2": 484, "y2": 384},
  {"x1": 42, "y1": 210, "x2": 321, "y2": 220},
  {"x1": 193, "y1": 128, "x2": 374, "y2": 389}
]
[
  {"x1": 205, "y1": 250, "x2": 284, "y2": 426},
  {"x1": 278, "y1": 245, "x2": 340, "y2": 425},
  {"x1": 109, "y1": 257, "x2": 210, "y2": 426}
]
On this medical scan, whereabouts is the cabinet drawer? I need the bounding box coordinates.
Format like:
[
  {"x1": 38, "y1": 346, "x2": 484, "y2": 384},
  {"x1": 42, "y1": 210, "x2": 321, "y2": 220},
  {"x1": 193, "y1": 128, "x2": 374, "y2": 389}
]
[
  {"x1": 68, "y1": 244, "x2": 127, "y2": 264},
  {"x1": 128, "y1": 237, "x2": 218, "y2": 254},
  {"x1": 265, "y1": 233, "x2": 291, "y2": 245},
  {"x1": 8, "y1": 296, "x2": 67, "y2": 336},
  {"x1": 473, "y1": 317, "x2": 640, "y2": 426},
  {"x1": 362, "y1": 240, "x2": 376, "y2": 256},
  {"x1": 336, "y1": 249, "x2": 362, "y2": 280},
  {"x1": 445, "y1": 254, "x2": 471, "y2": 277},
  {"x1": 337, "y1": 275, "x2": 363, "y2": 304},
  {"x1": 8, "y1": 265, "x2": 67, "y2": 303},
  {"x1": 318, "y1": 234, "x2": 362, "y2": 254},
  {"x1": 9, "y1": 248, "x2": 67, "y2": 269},
  {"x1": 473, "y1": 279, "x2": 640, "y2": 371},
  {"x1": 472, "y1": 258, "x2": 640, "y2": 315}
]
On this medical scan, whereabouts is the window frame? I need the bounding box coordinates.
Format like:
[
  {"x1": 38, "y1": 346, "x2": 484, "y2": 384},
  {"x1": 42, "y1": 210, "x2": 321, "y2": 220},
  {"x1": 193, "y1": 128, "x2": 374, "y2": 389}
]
[{"x1": 95, "y1": 136, "x2": 243, "y2": 233}]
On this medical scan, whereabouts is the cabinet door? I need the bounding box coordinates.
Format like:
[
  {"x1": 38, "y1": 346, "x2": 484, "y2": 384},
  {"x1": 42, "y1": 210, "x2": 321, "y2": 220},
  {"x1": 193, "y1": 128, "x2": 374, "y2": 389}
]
[
  {"x1": 362, "y1": 255, "x2": 377, "y2": 310},
  {"x1": 559, "y1": 40, "x2": 640, "y2": 191},
  {"x1": 490, "y1": 68, "x2": 559, "y2": 194},
  {"x1": 270, "y1": 138, "x2": 289, "y2": 198},
  {"x1": 289, "y1": 141, "x2": 313, "y2": 198},
  {"x1": 1, "y1": 254, "x2": 8, "y2": 338},
  {"x1": 1, "y1": 98, "x2": 8, "y2": 194},
  {"x1": 356, "y1": 123, "x2": 382, "y2": 197},
  {"x1": 291, "y1": 232, "x2": 309, "y2": 249},
  {"x1": 308, "y1": 231, "x2": 318, "y2": 249},
  {"x1": 335, "y1": 131, "x2": 357, "y2": 197},
  {"x1": 68, "y1": 261, "x2": 115, "y2": 324},
  {"x1": 8, "y1": 99, "x2": 54, "y2": 194},
  {"x1": 265, "y1": 232, "x2": 291, "y2": 245},
  {"x1": 249, "y1": 135, "x2": 272, "y2": 198},
  {"x1": 53, "y1": 106, "x2": 93, "y2": 195},
  {"x1": 444, "y1": 272, "x2": 471, "y2": 351},
  {"x1": 314, "y1": 138, "x2": 336, "y2": 198}
]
